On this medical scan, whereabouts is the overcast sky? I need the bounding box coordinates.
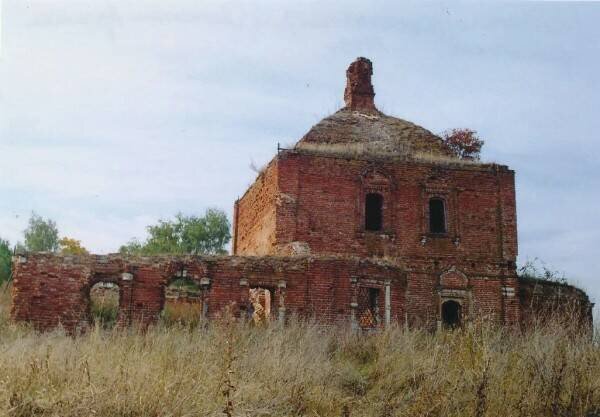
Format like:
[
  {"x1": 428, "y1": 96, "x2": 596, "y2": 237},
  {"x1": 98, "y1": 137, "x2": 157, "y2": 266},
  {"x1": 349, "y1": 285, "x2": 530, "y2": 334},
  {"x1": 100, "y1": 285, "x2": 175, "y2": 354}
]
[{"x1": 0, "y1": 1, "x2": 598, "y2": 314}]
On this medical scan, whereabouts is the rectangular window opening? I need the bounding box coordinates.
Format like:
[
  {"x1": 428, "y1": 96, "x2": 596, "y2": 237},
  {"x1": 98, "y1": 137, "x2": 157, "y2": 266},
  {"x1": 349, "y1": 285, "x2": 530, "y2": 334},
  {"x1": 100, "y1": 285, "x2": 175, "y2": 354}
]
[
  {"x1": 429, "y1": 198, "x2": 447, "y2": 234},
  {"x1": 357, "y1": 287, "x2": 380, "y2": 328},
  {"x1": 365, "y1": 193, "x2": 383, "y2": 231}
]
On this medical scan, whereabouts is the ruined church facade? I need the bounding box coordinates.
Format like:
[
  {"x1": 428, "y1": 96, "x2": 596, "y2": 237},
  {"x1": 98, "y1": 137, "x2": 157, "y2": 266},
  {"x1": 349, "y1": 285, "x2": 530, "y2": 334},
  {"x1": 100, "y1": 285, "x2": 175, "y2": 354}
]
[{"x1": 11, "y1": 58, "x2": 593, "y2": 332}]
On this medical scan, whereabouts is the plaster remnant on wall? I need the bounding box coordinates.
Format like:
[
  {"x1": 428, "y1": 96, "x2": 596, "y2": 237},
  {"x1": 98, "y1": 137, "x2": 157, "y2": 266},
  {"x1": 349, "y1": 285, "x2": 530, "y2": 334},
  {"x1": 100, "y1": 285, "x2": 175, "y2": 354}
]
[{"x1": 276, "y1": 192, "x2": 296, "y2": 206}]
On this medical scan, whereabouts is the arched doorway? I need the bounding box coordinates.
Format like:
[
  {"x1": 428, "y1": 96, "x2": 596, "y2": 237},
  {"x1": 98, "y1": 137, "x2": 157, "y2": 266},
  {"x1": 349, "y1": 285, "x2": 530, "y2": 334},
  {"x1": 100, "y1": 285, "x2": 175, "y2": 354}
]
[
  {"x1": 161, "y1": 277, "x2": 203, "y2": 326},
  {"x1": 89, "y1": 281, "x2": 120, "y2": 329},
  {"x1": 441, "y1": 300, "x2": 461, "y2": 329}
]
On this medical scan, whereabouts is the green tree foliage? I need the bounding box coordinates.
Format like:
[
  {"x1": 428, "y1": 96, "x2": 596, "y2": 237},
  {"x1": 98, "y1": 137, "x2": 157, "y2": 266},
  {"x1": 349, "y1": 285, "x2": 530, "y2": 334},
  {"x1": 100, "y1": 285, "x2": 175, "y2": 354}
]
[
  {"x1": 119, "y1": 209, "x2": 231, "y2": 256},
  {"x1": 23, "y1": 212, "x2": 59, "y2": 252},
  {"x1": 0, "y1": 239, "x2": 11, "y2": 284},
  {"x1": 118, "y1": 238, "x2": 145, "y2": 256}
]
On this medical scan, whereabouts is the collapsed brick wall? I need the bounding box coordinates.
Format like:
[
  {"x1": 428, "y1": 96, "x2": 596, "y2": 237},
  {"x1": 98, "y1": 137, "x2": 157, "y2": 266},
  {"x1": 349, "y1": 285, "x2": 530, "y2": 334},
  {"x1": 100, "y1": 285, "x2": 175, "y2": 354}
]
[
  {"x1": 11, "y1": 254, "x2": 407, "y2": 333},
  {"x1": 13, "y1": 253, "x2": 586, "y2": 333},
  {"x1": 519, "y1": 278, "x2": 594, "y2": 330},
  {"x1": 233, "y1": 160, "x2": 279, "y2": 256}
]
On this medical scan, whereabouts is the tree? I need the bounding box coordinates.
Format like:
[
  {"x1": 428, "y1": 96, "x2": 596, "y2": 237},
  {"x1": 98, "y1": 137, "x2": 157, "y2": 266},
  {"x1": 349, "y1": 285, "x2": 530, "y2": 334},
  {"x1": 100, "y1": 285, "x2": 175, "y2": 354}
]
[
  {"x1": 118, "y1": 238, "x2": 145, "y2": 256},
  {"x1": 179, "y1": 209, "x2": 231, "y2": 255},
  {"x1": 119, "y1": 209, "x2": 231, "y2": 256},
  {"x1": 442, "y1": 128, "x2": 485, "y2": 160},
  {"x1": 59, "y1": 237, "x2": 89, "y2": 255},
  {"x1": 23, "y1": 212, "x2": 59, "y2": 252},
  {"x1": 0, "y1": 239, "x2": 11, "y2": 284}
]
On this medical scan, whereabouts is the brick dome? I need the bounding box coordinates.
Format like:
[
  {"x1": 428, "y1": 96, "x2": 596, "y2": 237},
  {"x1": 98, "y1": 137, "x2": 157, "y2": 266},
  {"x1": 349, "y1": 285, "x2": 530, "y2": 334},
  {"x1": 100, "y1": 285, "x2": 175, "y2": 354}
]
[
  {"x1": 295, "y1": 57, "x2": 454, "y2": 159},
  {"x1": 296, "y1": 108, "x2": 453, "y2": 158}
]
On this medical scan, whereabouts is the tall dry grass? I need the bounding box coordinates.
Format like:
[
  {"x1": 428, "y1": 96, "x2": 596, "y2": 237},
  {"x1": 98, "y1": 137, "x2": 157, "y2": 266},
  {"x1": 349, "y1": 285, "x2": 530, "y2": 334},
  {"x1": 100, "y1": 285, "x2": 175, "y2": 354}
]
[
  {"x1": 293, "y1": 142, "x2": 490, "y2": 167},
  {"x1": 0, "y1": 284, "x2": 598, "y2": 417}
]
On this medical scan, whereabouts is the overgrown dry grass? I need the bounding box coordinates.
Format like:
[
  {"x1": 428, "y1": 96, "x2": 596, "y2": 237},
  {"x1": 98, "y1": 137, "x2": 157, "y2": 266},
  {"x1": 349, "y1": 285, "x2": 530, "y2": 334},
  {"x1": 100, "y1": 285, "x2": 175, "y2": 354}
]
[
  {"x1": 161, "y1": 301, "x2": 204, "y2": 327},
  {"x1": 293, "y1": 142, "x2": 491, "y2": 167},
  {"x1": 0, "y1": 284, "x2": 598, "y2": 417}
]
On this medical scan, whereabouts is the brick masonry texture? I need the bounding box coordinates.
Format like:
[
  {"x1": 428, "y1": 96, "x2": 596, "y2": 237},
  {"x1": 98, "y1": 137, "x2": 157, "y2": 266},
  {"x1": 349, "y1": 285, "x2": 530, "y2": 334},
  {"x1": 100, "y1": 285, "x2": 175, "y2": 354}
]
[
  {"x1": 10, "y1": 57, "x2": 593, "y2": 332},
  {"x1": 11, "y1": 253, "x2": 591, "y2": 333},
  {"x1": 12, "y1": 254, "x2": 404, "y2": 332}
]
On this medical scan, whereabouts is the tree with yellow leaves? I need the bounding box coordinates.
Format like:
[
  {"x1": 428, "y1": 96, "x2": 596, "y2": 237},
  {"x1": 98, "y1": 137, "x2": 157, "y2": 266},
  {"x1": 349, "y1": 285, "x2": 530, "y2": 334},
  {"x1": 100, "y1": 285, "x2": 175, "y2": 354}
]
[{"x1": 58, "y1": 237, "x2": 89, "y2": 255}]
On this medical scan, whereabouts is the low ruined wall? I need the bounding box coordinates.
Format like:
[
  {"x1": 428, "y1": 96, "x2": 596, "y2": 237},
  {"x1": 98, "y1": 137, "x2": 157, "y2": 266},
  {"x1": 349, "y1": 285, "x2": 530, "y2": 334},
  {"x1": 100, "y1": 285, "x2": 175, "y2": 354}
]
[
  {"x1": 11, "y1": 253, "x2": 404, "y2": 333},
  {"x1": 10, "y1": 253, "x2": 592, "y2": 333},
  {"x1": 519, "y1": 277, "x2": 594, "y2": 329}
]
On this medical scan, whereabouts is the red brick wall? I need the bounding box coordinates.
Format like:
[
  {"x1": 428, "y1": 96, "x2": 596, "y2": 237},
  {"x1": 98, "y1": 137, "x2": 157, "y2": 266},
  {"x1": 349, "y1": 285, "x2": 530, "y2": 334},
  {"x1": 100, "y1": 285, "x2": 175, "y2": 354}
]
[
  {"x1": 234, "y1": 160, "x2": 279, "y2": 255},
  {"x1": 8, "y1": 153, "x2": 591, "y2": 334},
  {"x1": 234, "y1": 151, "x2": 518, "y2": 264},
  {"x1": 11, "y1": 254, "x2": 591, "y2": 333},
  {"x1": 270, "y1": 151, "x2": 518, "y2": 261},
  {"x1": 11, "y1": 254, "x2": 403, "y2": 332}
]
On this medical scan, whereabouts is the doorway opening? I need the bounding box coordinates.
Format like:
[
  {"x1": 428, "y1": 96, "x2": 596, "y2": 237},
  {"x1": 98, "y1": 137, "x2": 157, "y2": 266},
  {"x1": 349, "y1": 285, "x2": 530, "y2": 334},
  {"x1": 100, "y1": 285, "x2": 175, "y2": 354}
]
[
  {"x1": 441, "y1": 300, "x2": 462, "y2": 329},
  {"x1": 161, "y1": 277, "x2": 203, "y2": 326},
  {"x1": 89, "y1": 282, "x2": 120, "y2": 329}
]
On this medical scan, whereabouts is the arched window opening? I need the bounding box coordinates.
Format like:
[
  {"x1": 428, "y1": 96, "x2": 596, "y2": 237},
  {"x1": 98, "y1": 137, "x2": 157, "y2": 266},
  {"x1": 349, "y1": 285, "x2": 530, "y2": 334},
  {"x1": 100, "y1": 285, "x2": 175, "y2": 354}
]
[
  {"x1": 365, "y1": 193, "x2": 383, "y2": 231},
  {"x1": 441, "y1": 300, "x2": 462, "y2": 329},
  {"x1": 429, "y1": 198, "x2": 446, "y2": 234},
  {"x1": 161, "y1": 277, "x2": 203, "y2": 327},
  {"x1": 90, "y1": 282, "x2": 120, "y2": 329},
  {"x1": 245, "y1": 287, "x2": 273, "y2": 325}
]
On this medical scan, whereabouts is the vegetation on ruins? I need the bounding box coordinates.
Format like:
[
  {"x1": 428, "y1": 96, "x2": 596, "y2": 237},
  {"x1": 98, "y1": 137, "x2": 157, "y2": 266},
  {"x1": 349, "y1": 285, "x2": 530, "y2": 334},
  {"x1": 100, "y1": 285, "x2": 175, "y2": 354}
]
[
  {"x1": 161, "y1": 278, "x2": 203, "y2": 327},
  {"x1": 441, "y1": 128, "x2": 485, "y2": 160},
  {"x1": 518, "y1": 258, "x2": 569, "y2": 285},
  {"x1": 89, "y1": 283, "x2": 120, "y2": 328},
  {"x1": 161, "y1": 301, "x2": 204, "y2": 327},
  {"x1": 119, "y1": 208, "x2": 231, "y2": 256},
  {"x1": 0, "y1": 285, "x2": 598, "y2": 417}
]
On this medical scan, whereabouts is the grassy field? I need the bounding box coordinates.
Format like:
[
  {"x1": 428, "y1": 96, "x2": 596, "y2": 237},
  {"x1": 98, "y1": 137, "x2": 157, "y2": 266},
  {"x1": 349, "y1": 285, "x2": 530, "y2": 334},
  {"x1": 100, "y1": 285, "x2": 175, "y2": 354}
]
[{"x1": 0, "y1": 285, "x2": 598, "y2": 417}]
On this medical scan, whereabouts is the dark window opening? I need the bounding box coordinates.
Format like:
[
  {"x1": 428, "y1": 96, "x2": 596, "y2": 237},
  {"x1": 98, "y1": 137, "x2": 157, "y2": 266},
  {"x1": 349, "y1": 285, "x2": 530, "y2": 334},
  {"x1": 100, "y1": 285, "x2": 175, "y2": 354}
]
[
  {"x1": 365, "y1": 193, "x2": 383, "y2": 231},
  {"x1": 357, "y1": 287, "x2": 380, "y2": 328},
  {"x1": 429, "y1": 198, "x2": 446, "y2": 234},
  {"x1": 441, "y1": 300, "x2": 461, "y2": 329}
]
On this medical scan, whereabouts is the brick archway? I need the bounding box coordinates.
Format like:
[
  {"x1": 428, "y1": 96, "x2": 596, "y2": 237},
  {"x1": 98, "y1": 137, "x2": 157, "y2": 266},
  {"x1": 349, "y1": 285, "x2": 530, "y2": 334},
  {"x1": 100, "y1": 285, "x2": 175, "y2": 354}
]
[{"x1": 87, "y1": 276, "x2": 122, "y2": 328}]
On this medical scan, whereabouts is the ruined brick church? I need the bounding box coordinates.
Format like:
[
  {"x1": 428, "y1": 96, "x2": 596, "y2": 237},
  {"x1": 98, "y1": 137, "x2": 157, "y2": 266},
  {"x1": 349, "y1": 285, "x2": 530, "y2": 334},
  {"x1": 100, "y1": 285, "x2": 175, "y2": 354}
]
[{"x1": 11, "y1": 58, "x2": 592, "y2": 332}]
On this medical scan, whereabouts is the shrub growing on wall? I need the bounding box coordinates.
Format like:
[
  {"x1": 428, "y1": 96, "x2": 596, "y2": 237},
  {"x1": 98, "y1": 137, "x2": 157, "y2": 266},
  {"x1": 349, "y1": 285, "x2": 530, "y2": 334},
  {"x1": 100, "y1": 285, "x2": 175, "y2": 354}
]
[{"x1": 441, "y1": 128, "x2": 485, "y2": 160}]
